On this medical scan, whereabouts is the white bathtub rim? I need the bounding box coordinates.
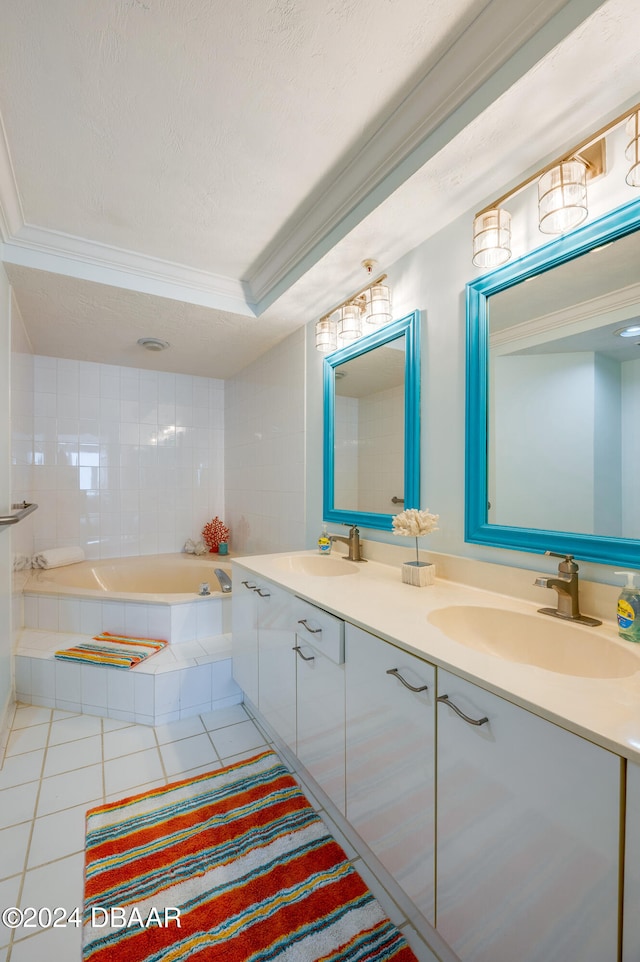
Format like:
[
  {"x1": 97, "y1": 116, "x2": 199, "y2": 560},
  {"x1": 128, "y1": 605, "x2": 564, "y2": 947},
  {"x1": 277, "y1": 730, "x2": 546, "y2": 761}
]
[{"x1": 24, "y1": 552, "x2": 234, "y2": 605}]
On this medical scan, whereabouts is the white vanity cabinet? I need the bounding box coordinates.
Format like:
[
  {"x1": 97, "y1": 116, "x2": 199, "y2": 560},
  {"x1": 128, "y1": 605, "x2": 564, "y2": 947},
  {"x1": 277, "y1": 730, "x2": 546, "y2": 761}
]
[
  {"x1": 294, "y1": 599, "x2": 346, "y2": 814},
  {"x1": 345, "y1": 624, "x2": 436, "y2": 924},
  {"x1": 436, "y1": 669, "x2": 621, "y2": 962},
  {"x1": 256, "y1": 581, "x2": 296, "y2": 754},
  {"x1": 231, "y1": 564, "x2": 261, "y2": 705},
  {"x1": 623, "y1": 760, "x2": 640, "y2": 962}
]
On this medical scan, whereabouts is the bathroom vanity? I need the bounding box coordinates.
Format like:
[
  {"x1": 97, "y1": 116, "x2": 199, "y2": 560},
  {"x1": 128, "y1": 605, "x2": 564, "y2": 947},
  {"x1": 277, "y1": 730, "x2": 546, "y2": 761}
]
[{"x1": 231, "y1": 552, "x2": 640, "y2": 962}]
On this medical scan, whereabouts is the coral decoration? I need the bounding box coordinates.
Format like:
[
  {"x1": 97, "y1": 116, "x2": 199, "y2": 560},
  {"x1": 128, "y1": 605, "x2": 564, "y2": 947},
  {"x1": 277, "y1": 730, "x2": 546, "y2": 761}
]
[
  {"x1": 392, "y1": 508, "x2": 439, "y2": 566},
  {"x1": 202, "y1": 516, "x2": 230, "y2": 553}
]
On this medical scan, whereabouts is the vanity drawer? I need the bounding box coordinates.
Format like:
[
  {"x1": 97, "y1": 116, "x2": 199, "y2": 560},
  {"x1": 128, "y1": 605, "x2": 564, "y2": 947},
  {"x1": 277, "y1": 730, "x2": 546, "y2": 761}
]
[{"x1": 294, "y1": 598, "x2": 344, "y2": 664}]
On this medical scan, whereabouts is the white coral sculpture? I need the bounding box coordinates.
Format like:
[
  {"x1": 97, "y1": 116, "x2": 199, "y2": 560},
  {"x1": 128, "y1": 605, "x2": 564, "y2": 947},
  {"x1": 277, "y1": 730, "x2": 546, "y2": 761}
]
[{"x1": 392, "y1": 508, "x2": 439, "y2": 566}]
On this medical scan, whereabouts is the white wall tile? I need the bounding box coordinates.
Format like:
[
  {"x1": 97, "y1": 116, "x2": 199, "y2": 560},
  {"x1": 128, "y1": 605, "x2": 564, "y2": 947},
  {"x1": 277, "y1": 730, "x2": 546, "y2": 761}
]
[
  {"x1": 179, "y1": 664, "x2": 212, "y2": 710},
  {"x1": 37, "y1": 597, "x2": 59, "y2": 631},
  {"x1": 155, "y1": 672, "x2": 181, "y2": 715},
  {"x1": 81, "y1": 666, "x2": 108, "y2": 709},
  {"x1": 134, "y1": 673, "x2": 155, "y2": 717},
  {"x1": 30, "y1": 659, "x2": 55, "y2": 698},
  {"x1": 54, "y1": 661, "x2": 82, "y2": 704},
  {"x1": 171, "y1": 604, "x2": 198, "y2": 643},
  {"x1": 79, "y1": 600, "x2": 103, "y2": 636},
  {"x1": 211, "y1": 660, "x2": 242, "y2": 702},
  {"x1": 106, "y1": 670, "x2": 135, "y2": 714}
]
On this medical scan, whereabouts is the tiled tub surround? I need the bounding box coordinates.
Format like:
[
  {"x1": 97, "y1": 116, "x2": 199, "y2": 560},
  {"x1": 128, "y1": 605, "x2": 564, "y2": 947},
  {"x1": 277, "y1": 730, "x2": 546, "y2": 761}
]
[
  {"x1": 22, "y1": 554, "x2": 232, "y2": 642},
  {"x1": 15, "y1": 631, "x2": 242, "y2": 725},
  {"x1": 16, "y1": 554, "x2": 239, "y2": 725}
]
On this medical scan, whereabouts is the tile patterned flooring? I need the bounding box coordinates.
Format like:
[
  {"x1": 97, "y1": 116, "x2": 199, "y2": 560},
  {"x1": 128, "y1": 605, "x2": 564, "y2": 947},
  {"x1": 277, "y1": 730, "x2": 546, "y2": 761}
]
[{"x1": 0, "y1": 703, "x2": 439, "y2": 962}]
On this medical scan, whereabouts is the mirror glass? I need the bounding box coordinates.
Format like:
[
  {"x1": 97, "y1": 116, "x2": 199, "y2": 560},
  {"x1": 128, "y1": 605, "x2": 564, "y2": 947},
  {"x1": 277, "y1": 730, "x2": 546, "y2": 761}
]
[
  {"x1": 324, "y1": 311, "x2": 420, "y2": 531},
  {"x1": 466, "y1": 197, "x2": 640, "y2": 566}
]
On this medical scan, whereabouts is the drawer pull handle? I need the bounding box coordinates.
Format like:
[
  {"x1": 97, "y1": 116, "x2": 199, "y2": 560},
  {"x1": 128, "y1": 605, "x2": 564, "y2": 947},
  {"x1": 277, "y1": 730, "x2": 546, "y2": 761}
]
[
  {"x1": 386, "y1": 668, "x2": 428, "y2": 693},
  {"x1": 297, "y1": 619, "x2": 322, "y2": 634},
  {"x1": 293, "y1": 645, "x2": 315, "y2": 662},
  {"x1": 241, "y1": 581, "x2": 256, "y2": 590},
  {"x1": 437, "y1": 694, "x2": 488, "y2": 727},
  {"x1": 254, "y1": 588, "x2": 271, "y2": 597}
]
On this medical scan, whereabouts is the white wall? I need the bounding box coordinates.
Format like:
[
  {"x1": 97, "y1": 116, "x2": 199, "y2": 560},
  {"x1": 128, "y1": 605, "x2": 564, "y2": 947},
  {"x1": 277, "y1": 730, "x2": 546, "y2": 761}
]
[
  {"x1": 10, "y1": 297, "x2": 34, "y2": 639},
  {"x1": 622, "y1": 357, "x2": 640, "y2": 538},
  {"x1": 0, "y1": 266, "x2": 13, "y2": 758},
  {"x1": 27, "y1": 356, "x2": 225, "y2": 559},
  {"x1": 225, "y1": 326, "x2": 306, "y2": 555}
]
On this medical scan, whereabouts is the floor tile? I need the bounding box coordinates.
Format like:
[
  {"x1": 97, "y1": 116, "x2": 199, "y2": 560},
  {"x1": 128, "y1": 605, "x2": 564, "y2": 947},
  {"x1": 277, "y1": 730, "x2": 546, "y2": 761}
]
[
  {"x1": 0, "y1": 822, "x2": 32, "y2": 880},
  {"x1": 104, "y1": 778, "x2": 167, "y2": 804},
  {"x1": 27, "y1": 803, "x2": 90, "y2": 869},
  {"x1": 208, "y1": 719, "x2": 266, "y2": 759},
  {"x1": 18, "y1": 852, "x2": 85, "y2": 923},
  {"x1": 101, "y1": 718, "x2": 133, "y2": 732},
  {"x1": 43, "y1": 735, "x2": 102, "y2": 777},
  {"x1": 167, "y1": 761, "x2": 223, "y2": 782},
  {"x1": 9, "y1": 923, "x2": 83, "y2": 962},
  {"x1": 0, "y1": 749, "x2": 44, "y2": 790},
  {"x1": 12, "y1": 706, "x2": 52, "y2": 730},
  {"x1": 0, "y1": 781, "x2": 39, "y2": 830},
  {"x1": 6, "y1": 724, "x2": 50, "y2": 757},
  {"x1": 154, "y1": 715, "x2": 205, "y2": 745},
  {"x1": 103, "y1": 748, "x2": 164, "y2": 796},
  {"x1": 200, "y1": 704, "x2": 248, "y2": 731},
  {"x1": 103, "y1": 724, "x2": 157, "y2": 760},
  {"x1": 159, "y1": 733, "x2": 219, "y2": 777},
  {"x1": 48, "y1": 714, "x2": 102, "y2": 746},
  {"x1": 0, "y1": 875, "x2": 21, "y2": 948},
  {"x1": 37, "y1": 764, "x2": 103, "y2": 817}
]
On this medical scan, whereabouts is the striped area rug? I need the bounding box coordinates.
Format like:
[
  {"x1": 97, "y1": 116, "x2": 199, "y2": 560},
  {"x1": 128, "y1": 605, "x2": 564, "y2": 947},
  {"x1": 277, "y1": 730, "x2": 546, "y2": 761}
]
[
  {"x1": 83, "y1": 749, "x2": 418, "y2": 961},
  {"x1": 55, "y1": 632, "x2": 168, "y2": 669}
]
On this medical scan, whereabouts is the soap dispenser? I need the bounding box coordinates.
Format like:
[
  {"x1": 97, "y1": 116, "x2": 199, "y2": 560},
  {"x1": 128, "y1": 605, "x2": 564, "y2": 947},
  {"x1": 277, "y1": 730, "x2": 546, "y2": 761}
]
[
  {"x1": 615, "y1": 571, "x2": 640, "y2": 642},
  {"x1": 318, "y1": 523, "x2": 331, "y2": 555}
]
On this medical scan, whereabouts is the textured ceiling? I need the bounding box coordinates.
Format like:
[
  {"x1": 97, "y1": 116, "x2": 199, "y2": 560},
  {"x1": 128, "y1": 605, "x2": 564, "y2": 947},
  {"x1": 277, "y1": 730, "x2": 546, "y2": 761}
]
[{"x1": 1, "y1": 0, "x2": 638, "y2": 376}]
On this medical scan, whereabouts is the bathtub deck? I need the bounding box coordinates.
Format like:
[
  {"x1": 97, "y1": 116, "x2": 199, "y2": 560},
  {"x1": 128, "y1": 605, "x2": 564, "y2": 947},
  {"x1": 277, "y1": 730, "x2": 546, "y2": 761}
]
[{"x1": 15, "y1": 629, "x2": 242, "y2": 726}]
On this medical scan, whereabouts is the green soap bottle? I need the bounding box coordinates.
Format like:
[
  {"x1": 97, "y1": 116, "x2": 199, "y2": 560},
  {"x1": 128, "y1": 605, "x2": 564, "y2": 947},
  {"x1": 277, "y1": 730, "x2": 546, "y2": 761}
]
[{"x1": 615, "y1": 571, "x2": 640, "y2": 642}]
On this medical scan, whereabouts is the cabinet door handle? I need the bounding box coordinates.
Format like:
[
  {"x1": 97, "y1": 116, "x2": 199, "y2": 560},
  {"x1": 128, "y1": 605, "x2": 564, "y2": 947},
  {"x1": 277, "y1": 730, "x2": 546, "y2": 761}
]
[
  {"x1": 386, "y1": 668, "x2": 428, "y2": 692},
  {"x1": 241, "y1": 580, "x2": 256, "y2": 590},
  {"x1": 293, "y1": 645, "x2": 315, "y2": 662},
  {"x1": 254, "y1": 588, "x2": 271, "y2": 597},
  {"x1": 437, "y1": 694, "x2": 488, "y2": 726},
  {"x1": 297, "y1": 619, "x2": 322, "y2": 634}
]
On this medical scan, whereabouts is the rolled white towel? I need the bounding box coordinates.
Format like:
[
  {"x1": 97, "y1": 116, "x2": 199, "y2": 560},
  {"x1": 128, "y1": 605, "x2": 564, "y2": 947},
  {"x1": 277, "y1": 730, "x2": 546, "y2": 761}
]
[{"x1": 32, "y1": 547, "x2": 85, "y2": 569}]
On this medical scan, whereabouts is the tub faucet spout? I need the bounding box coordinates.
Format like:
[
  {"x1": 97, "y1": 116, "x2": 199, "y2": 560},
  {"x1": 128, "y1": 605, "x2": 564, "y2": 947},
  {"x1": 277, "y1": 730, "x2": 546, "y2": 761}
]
[{"x1": 214, "y1": 568, "x2": 232, "y2": 593}]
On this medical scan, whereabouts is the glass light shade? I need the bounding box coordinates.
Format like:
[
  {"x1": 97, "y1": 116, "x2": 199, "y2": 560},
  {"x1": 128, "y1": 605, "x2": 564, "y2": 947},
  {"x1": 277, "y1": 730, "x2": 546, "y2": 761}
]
[
  {"x1": 472, "y1": 208, "x2": 512, "y2": 268},
  {"x1": 315, "y1": 317, "x2": 337, "y2": 354},
  {"x1": 538, "y1": 160, "x2": 588, "y2": 234},
  {"x1": 337, "y1": 303, "x2": 363, "y2": 347},
  {"x1": 364, "y1": 283, "x2": 392, "y2": 327},
  {"x1": 625, "y1": 111, "x2": 640, "y2": 188}
]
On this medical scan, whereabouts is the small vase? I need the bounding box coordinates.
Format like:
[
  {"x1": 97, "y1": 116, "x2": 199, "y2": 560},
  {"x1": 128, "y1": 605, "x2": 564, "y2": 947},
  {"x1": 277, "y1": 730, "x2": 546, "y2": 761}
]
[{"x1": 402, "y1": 561, "x2": 435, "y2": 587}]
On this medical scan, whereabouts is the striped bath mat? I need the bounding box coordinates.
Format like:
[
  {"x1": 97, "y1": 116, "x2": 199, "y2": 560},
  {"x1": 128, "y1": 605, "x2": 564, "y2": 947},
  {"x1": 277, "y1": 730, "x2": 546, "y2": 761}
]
[
  {"x1": 83, "y1": 749, "x2": 418, "y2": 962},
  {"x1": 55, "y1": 632, "x2": 168, "y2": 669}
]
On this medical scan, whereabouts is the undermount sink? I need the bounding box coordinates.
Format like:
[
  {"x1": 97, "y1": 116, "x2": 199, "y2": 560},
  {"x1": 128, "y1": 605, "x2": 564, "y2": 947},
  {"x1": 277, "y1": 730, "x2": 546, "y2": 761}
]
[
  {"x1": 428, "y1": 605, "x2": 640, "y2": 678},
  {"x1": 272, "y1": 555, "x2": 360, "y2": 577}
]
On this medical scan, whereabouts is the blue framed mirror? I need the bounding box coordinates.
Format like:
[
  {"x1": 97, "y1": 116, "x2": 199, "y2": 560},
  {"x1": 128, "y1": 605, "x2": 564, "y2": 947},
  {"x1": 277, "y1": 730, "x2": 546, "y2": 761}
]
[
  {"x1": 323, "y1": 310, "x2": 421, "y2": 531},
  {"x1": 466, "y1": 196, "x2": 640, "y2": 567}
]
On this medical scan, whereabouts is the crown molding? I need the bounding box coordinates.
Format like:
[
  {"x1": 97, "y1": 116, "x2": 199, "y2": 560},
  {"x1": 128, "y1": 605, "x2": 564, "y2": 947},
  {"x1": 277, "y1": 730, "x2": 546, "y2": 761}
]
[
  {"x1": 1, "y1": 223, "x2": 256, "y2": 316},
  {"x1": 246, "y1": 0, "x2": 607, "y2": 314}
]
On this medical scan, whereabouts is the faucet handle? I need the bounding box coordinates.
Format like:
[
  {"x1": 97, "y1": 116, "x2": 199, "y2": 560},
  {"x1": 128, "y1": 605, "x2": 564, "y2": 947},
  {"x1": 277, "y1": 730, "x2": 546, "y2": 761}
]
[{"x1": 544, "y1": 551, "x2": 578, "y2": 573}]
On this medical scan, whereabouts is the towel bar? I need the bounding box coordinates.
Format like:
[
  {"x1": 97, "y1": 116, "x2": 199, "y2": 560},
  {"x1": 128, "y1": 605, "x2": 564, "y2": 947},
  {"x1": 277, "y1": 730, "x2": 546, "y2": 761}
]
[{"x1": 0, "y1": 501, "x2": 38, "y2": 527}]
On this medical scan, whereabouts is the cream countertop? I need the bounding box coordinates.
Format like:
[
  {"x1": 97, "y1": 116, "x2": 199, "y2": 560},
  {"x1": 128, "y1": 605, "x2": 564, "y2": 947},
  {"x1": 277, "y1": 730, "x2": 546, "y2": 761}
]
[{"x1": 232, "y1": 549, "x2": 640, "y2": 764}]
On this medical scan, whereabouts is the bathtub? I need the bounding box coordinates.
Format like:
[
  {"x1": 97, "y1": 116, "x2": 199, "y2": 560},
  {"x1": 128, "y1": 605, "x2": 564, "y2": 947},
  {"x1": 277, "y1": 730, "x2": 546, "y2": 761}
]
[
  {"x1": 27, "y1": 553, "x2": 232, "y2": 602},
  {"x1": 23, "y1": 553, "x2": 232, "y2": 643}
]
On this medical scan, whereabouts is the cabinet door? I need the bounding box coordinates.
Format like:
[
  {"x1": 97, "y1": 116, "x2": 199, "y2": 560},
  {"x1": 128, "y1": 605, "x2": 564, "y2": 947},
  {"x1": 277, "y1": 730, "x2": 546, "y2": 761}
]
[
  {"x1": 296, "y1": 640, "x2": 345, "y2": 814},
  {"x1": 345, "y1": 624, "x2": 436, "y2": 924},
  {"x1": 257, "y1": 582, "x2": 296, "y2": 753},
  {"x1": 436, "y1": 669, "x2": 621, "y2": 962},
  {"x1": 624, "y1": 760, "x2": 640, "y2": 962},
  {"x1": 231, "y1": 566, "x2": 259, "y2": 705}
]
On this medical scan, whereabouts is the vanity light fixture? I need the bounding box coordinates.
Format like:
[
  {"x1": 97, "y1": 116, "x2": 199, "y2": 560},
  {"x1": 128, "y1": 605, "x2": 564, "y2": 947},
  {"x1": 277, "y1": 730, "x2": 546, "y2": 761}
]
[
  {"x1": 538, "y1": 159, "x2": 588, "y2": 234},
  {"x1": 314, "y1": 259, "x2": 393, "y2": 353},
  {"x1": 471, "y1": 100, "x2": 640, "y2": 267}
]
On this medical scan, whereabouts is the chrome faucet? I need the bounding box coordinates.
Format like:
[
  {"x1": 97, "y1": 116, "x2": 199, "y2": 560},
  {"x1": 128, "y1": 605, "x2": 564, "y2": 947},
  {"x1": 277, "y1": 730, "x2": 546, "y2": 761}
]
[
  {"x1": 330, "y1": 524, "x2": 367, "y2": 562},
  {"x1": 534, "y1": 551, "x2": 601, "y2": 626}
]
